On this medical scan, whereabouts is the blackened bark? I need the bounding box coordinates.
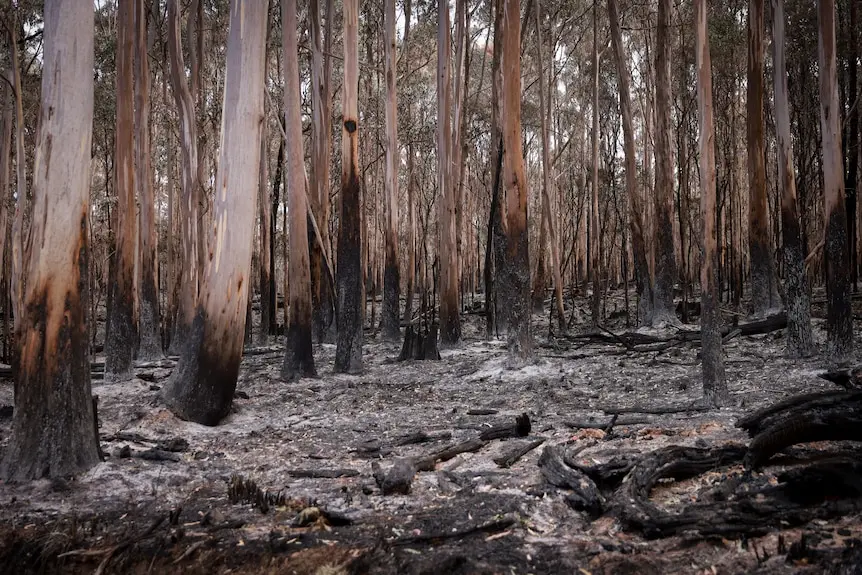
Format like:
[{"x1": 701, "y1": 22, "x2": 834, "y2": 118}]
[
  {"x1": 270, "y1": 137, "x2": 282, "y2": 336},
  {"x1": 336, "y1": 168, "x2": 363, "y2": 373},
  {"x1": 846, "y1": 0, "x2": 858, "y2": 289}
]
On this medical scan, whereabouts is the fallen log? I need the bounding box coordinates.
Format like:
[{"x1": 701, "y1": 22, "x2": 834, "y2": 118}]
[
  {"x1": 414, "y1": 438, "x2": 487, "y2": 472},
  {"x1": 538, "y1": 444, "x2": 604, "y2": 516},
  {"x1": 494, "y1": 438, "x2": 545, "y2": 468}
]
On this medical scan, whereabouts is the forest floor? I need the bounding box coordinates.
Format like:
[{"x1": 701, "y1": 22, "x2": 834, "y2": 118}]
[{"x1": 1, "y1": 290, "x2": 862, "y2": 574}]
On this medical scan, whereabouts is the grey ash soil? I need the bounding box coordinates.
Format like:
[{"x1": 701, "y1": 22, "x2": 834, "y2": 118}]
[{"x1": 1, "y1": 294, "x2": 861, "y2": 574}]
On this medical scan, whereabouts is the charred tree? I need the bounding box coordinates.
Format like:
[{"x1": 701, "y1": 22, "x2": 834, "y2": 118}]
[
  {"x1": 308, "y1": 0, "x2": 336, "y2": 343},
  {"x1": 608, "y1": 0, "x2": 652, "y2": 325},
  {"x1": 281, "y1": 0, "x2": 316, "y2": 380},
  {"x1": 695, "y1": 0, "x2": 728, "y2": 407},
  {"x1": 772, "y1": 0, "x2": 814, "y2": 357},
  {"x1": 167, "y1": 0, "x2": 201, "y2": 354},
  {"x1": 652, "y1": 0, "x2": 677, "y2": 325},
  {"x1": 438, "y1": 0, "x2": 461, "y2": 345},
  {"x1": 1, "y1": 0, "x2": 100, "y2": 480},
  {"x1": 162, "y1": 0, "x2": 267, "y2": 425},
  {"x1": 818, "y1": 0, "x2": 853, "y2": 363},
  {"x1": 747, "y1": 0, "x2": 779, "y2": 316},
  {"x1": 589, "y1": 1, "x2": 602, "y2": 326},
  {"x1": 500, "y1": 0, "x2": 532, "y2": 359},
  {"x1": 136, "y1": 0, "x2": 162, "y2": 361},
  {"x1": 403, "y1": 0, "x2": 416, "y2": 326},
  {"x1": 106, "y1": 0, "x2": 140, "y2": 381},
  {"x1": 381, "y1": 0, "x2": 401, "y2": 341},
  {"x1": 846, "y1": 0, "x2": 859, "y2": 289},
  {"x1": 335, "y1": 0, "x2": 363, "y2": 373}
]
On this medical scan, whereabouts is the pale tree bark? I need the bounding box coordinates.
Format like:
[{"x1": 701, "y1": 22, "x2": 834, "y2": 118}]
[
  {"x1": 281, "y1": 0, "x2": 316, "y2": 380},
  {"x1": 590, "y1": 1, "x2": 602, "y2": 326},
  {"x1": 487, "y1": 0, "x2": 507, "y2": 337},
  {"x1": 501, "y1": 0, "x2": 532, "y2": 359},
  {"x1": 309, "y1": 0, "x2": 336, "y2": 343},
  {"x1": 0, "y1": 64, "x2": 11, "y2": 325},
  {"x1": 10, "y1": 21, "x2": 26, "y2": 334},
  {"x1": 167, "y1": 0, "x2": 201, "y2": 354},
  {"x1": 747, "y1": 0, "x2": 779, "y2": 316},
  {"x1": 652, "y1": 0, "x2": 677, "y2": 325},
  {"x1": 608, "y1": 0, "x2": 652, "y2": 325},
  {"x1": 1, "y1": 0, "x2": 100, "y2": 480},
  {"x1": 818, "y1": 0, "x2": 853, "y2": 364},
  {"x1": 772, "y1": 0, "x2": 813, "y2": 357},
  {"x1": 136, "y1": 0, "x2": 162, "y2": 361},
  {"x1": 438, "y1": 0, "x2": 461, "y2": 345},
  {"x1": 163, "y1": 0, "x2": 267, "y2": 425},
  {"x1": 258, "y1": 3, "x2": 273, "y2": 344},
  {"x1": 532, "y1": 0, "x2": 565, "y2": 332},
  {"x1": 403, "y1": 0, "x2": 416, "y2": 325},
  {"x1": 106, "y1": 0, "x2": 140, "y2": 380},
  {"x1": 452, "y1": 0, "x2": 466, "y2": 300},
  {"x1": 694, "y1": 0, "x2": 727, "y2": 407},
  {"x1": 188, "y1": 0, "x2": 207, "y2": 277},
  {"x1": 381, "y1": 0, "x2": 401, "y2": 340},
  {"x1": 335, "y1": 0, "x2": 363, "y2": 373}
]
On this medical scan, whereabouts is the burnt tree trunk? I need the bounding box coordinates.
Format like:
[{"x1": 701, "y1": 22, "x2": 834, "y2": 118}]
[
  {"x1": 772, "y1": 0, "x2": 814, "y2": 357},
  {"x1": 106, "y1": 0, "x2": 140, "y2": 381},
  {"x1": 1, "y1": 0, "x2": 100, "y2": 480},
  {"x1": 335, "y1": 0, "x2": 363, "y2": 373},
  {"x1": 500, "y1": 0, "x2": 532, "y2": 360},
  {"x1": 652, "y1": 0, "x2": 677, "y2": 325},
  {"x1": 167, "y1": 0, "x2": 201, "y2": 355},
  {"x1": 163, "y1": 0, "x2": 267, "y2": 425},
  {"x1": 381, "y1": 0, "x2": 401, "y2": 341},
  {"x1": 818, "y1": 0, "x2": 853, "y2": 363},
  {"x1": 281, "y1": 0, "x2": 316, "y2": 380},
  {"x1": 608, "y1": 0, "x2": 652, "y2": 326},
  {"x1": 695, "y1": 0, "x2": 728, "y2": 406},
  {"x1": 747, "y1": 0, "x2": 779, "y2": 316},
  {"x1": 136, "y1": 0, "x2": 162, "y2": 361}
]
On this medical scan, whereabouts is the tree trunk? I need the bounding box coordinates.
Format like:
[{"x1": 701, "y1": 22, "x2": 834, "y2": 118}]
[
  {"x1": 106, "y1": 0, "x2": 140, "y2": 380},
  {"x1": 590, "y1": 1, "x2": 602, "y2": 326},
  {"x1": 335, "y1": 0, "x2": 363, "y2": 373},
  {"x1": 438, "y1": 0, "x2": 461, "y2": 345},
  {"x1": 381, "y1": 0, "x2": 401, "y2": 340},
  {"x1": 281, "y1": 0, "x2": 316, "y2": 380},
  {"x1": 1, "y1": 0, "x2": 100, "y2": 480},
  {"x1": 818, "y1": 0, "x2": 853, "y2": 364},
  {"x1": 695, "y1": 0, "x2": 728, "y2": 407},
  {"x1": 747, "y1": 0, "x2": 779, "y2": 316},
  {"x1": 167, "y1": 0, "x2": 201, "y2": 355},
  {"x1": 10, "y1": 20, "x2": 26, "y2": 337},
  {"x1": 608, "y1": 0, "x2": 652, "y2": 326},
  {"x1": 309, "y1": 0, "x2": 336, "y2": 343},
  {"x1": 772, "y1": 0, "x2": 814, "y2": 358},
  {"x1": 258, "y1": 55, "x2": 272, "y2": 344},
  {"x1": 163, "y1": 0, "x2": 267, "y2": 425},
  {"x1": 136, "y1": 0, "x2": 162, "y2": 361},
  {"x1": 652, "y1": 0, "x2": 677, "y2": 325},
  {"x1": 846, "y1": 0, "x2": 859, "y2": 290},
  {"x1": 403, "y1": 0, "x2": 416, "y2": 326},
  {"x1": 501, "y1": 0, "x2": 532, "y2": 360}
]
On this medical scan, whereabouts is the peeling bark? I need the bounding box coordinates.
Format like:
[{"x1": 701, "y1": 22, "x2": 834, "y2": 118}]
[
  {"x1": 163, "y1": 0, "x2": 267, "y2": 425},
  {"x1": 381, "y1": 0, "x2": 401, "y2": 341},
  {"x1": 1, "y1": 0, "x2": 100, "y2": 480}
]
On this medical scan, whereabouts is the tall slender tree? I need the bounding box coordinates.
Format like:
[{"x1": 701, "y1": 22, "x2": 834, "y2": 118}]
[
  {"x1": 136, "y1": 0, "x2": 162, "y2": 360},
  {"x1": 652, "y1": 0, "x2": 677, "y2": 325},
  {"x1": 500, "y1": 0, "x2": 532, "y2": 359},
  {"x1": 608, "y1": 0, "x2": 652, "y2": 325},
  {"x1": 167, "y1": 0, "x2": 201, "y2": 354},
  {"x1": 438, "y1": 0, "x2": 461, "y2": 345},
  {"x1": 282, "y1": 0, "x2": 316, "y2": 379},
  {"x1": 106, "y1": 0, "x2": 140, "y2": 380},
  {"x1": 381, "y1": 0, "x2": 401, "y2": 340},
  {"x1": 335, "y1": 0, "x2": 363, "y2": 373},
  {"x1": 695, "y1": 0, "x2": 727, "y2": 407},
  {"x1": 403, "y1": 0, "x2": 417, "y2": 325},
  {"x1": 772, "y1": 0, "x2": 813, "y2": 357},
  {"x1": 818, "y1": 0, "x2": 853, "y2": 363},
  {"x1": 590, "y1": 0, "x2": 602, "y2": 325},
  {"x1": 1, "y1": 0, "x2": 100, "y2": 480},
  {"x1": 163, "y1": 0, "x2": 267, "y2": 424},
  {"x1": 747, "y1": 0, "x2": 778, "y2": 316}
]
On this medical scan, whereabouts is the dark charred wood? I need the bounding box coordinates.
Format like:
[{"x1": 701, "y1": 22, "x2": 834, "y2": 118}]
[
  {"x1": 393, "y1": 429, "x2": 452, "y2": 446},
  {"x1": 397, "y1": 323, "x2": 441, "y2": 361},
  {"x1": 601, "y1": 403, "x2": 710, "y2": 415},
  {"x1": 391, "y1": 516, "x2": 516, "y2": 545},
  {"x1": 467, "y1": 408, "x2": 499, "y2": 415},
  {"x1": 93, "y1": 396, "x2": 105, "y2": 461},
  {"x1": 372, "y1": 458, "x2": 416, "y2": 495},
  {"x1": 479, "y1": 413, "x2": 531, "y2": 440},
  {"x1": 493, "y1": 437, "x2": 546, "y2": 468},
  {"x1": 735, "y1": 389, "x2": 854, "y2": 435},
  {"x1": 567, "y1": 453, "x2": 641, "y2": 490},
  {"x1": 287, "y1": 468, "x2": 360, "y2": 478},
  {"x1": 817, "y1": 366, "x2": 862, "y2": 389},
  {"x1": 413, "y1": 438, "x2": 487, "y2": 472},
  {"x1": 538, "y1": 444, "x2": 604, "y2": 516}
]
